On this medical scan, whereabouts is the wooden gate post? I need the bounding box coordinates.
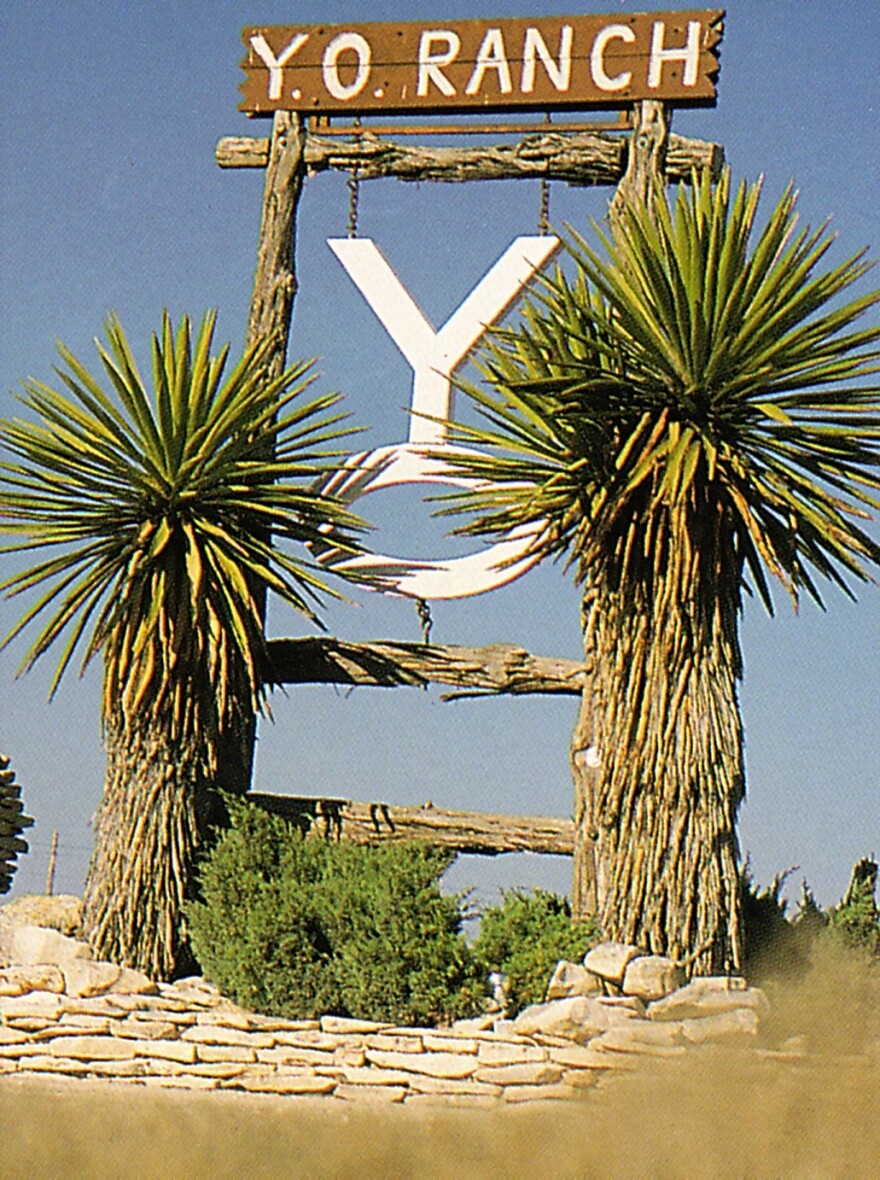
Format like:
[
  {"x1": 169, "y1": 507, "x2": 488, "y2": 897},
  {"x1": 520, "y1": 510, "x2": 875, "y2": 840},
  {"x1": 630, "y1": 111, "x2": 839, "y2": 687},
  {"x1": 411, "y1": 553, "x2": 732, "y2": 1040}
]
[
  {"x1": 610, "y1": 100, "x2": 671, "y2": 221},
  {"x1": 245, "y1": 111, "x2": 307, "y2": 374},
  {"x1": 230, "y1": 111, "x2": 308, "y2": 796}
]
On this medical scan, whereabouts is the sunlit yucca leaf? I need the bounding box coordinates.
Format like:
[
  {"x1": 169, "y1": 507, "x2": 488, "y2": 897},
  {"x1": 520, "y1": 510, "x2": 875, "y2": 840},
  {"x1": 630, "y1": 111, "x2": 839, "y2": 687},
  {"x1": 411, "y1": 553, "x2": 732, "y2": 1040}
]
[
  {"x1": 439, "y1": 171, "x2": 880, "y2": 612},
  {"x1": 0, "y1": 310, "x2": 366, "y2": 723}
]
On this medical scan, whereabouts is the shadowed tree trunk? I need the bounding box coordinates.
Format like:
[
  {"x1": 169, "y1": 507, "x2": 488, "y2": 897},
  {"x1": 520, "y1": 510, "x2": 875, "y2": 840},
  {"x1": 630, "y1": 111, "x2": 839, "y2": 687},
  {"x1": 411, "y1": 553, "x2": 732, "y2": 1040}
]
[{"x1": 83, "y1": 706, "x2": 255, "y2": 980}]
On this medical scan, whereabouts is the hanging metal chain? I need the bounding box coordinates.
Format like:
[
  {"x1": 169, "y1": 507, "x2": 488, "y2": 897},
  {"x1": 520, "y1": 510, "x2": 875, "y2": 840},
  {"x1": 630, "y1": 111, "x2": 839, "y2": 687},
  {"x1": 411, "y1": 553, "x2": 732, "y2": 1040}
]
[
  {"x1": 538, "y1": 111, "x2": 552, "y2": 236},
  {"x1": 415, "y1": 597, "x2": 433, "y2": 645},
  {"x1": 347, "y1": 117, "x2": 362, "y2": 238},
  {"x1": 539, "y1": 175, "x2": 551, "y2": 236}
]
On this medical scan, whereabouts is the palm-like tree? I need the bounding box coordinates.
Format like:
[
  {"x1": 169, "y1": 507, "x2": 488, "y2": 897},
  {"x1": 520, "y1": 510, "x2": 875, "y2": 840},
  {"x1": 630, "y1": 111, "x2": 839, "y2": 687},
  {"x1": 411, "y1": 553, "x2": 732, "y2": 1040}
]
[
  {"x1": 440, "y1": 172, "x2": 880, "y2": 973},
  {"x1": 0, "y1": 311, "x2": 364, "y2": 978}
]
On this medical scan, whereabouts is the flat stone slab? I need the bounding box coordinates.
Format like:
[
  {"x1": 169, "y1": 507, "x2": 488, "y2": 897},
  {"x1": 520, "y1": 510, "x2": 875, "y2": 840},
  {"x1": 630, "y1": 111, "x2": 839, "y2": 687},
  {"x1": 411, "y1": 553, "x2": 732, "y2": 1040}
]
[
  {"x1": 256, "y1": 1046, "x2": 336, "y2": 1067},
  {"x1": 622, "y1": 955, "x2": 685, "y2": 1003},
  {"x1": 546, "y1": 960, "x2": 603, "y2": 1000},
  {"x1": 145, "y1": 1075, "x2": 219, "y2": 1090},
  {"x1": 681, "y1": 1007, "x2": 760, "y2": 1043},
  {"x1": 648, "y1": 979, "x2": 768, "y2": 1022},
  {"x1": 363, "y1": 1033, "x2": 425, "y2": 1053},
  {"x1": 112, "y1": 1019, "x2": 178, "y2": 1041},
  {"x1": 582, "y1": 941, "x2": 643, "y2": 985},
  {"x1": 181, "y1": 1025, "x2": 275, "y2": 1049},
  {"x1": 422, "y1": 1034, "x2": 478, "y2": 1054},
  {"x1": 128, "y1": 1039, "x2": 198, "y2": 1064},
  {"x1": 406, "y1": 1075, "x2": 503, "y2": 1097},
  {"x1": 0, "y1": 965, "x2": 66, "y2": 996},
  {"x1": 11, "y1": 926, "x2": 92, "y2": 966},
  {"x1": 46, "y1": 1036, "x2": 136, "y2": 1061},
  {"x1": 474, "y1": 1062, "x2": 564, "y2": 1086},
  {"x1": 61, "y1": 961, "x2": 122, "y2": 998},
  {"x1": 237, "y1": 1074, "x2": 337, "y2": 1096},
  {"x1": 365, "y1": 1049, "x2": 477, "y2": 1079},
  {"x1": 0, "y1": 992, "x2": 64, "y2": 1020},
  {"x1": 591, "y1": 1027, "x2": 688, "y2": 1057},
  {"x1": 340, "y1": 1066, "x2": 412, "y2": 1086},
  {"x1": 512, "y1": 996, "x2": 640, "y2": 1041},
  {"x1": 107, "y1": 969, "x2": 159, "y2": 997},
  {"x1": 477, "y1": 1041, "x2": 548, "y2": 1066},
  {"x1": 272, "y1": 1030, "x2": 344, "y2": 1050},
  {"x1": 0, "y1": 1027, "x2": 31, "y2": 1045},
  {"x1": 195, "y1": 1044, "x2": 258, "y2": 1064},
  {"x1": 321, "y1": 1016, "x2": 390, "y2": 1035}
]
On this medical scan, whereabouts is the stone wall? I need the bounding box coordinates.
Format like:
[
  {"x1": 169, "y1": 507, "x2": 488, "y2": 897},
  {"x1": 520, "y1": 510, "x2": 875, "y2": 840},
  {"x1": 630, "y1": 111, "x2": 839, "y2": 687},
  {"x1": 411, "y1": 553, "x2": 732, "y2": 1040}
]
[{"x1": 0, "y1": 904, "x2": 788, "y2": 1106}]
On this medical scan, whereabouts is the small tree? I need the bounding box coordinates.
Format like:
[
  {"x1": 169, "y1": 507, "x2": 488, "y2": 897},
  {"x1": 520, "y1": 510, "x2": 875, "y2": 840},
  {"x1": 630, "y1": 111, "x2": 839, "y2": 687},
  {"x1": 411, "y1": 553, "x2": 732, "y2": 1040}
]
[
  {"x1": 0, "y1": 311, "x2": 363, "y2": 977},
  {"x1": 441, "y1": 172, "x2": 880, "y2": 973}
]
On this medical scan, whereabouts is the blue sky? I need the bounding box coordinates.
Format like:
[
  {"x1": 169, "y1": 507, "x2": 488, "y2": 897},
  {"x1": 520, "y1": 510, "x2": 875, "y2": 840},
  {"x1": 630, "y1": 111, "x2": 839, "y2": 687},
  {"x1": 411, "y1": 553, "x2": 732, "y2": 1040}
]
[{"x1": 1, "y1": 1, "x2": 878, "y2": 913}]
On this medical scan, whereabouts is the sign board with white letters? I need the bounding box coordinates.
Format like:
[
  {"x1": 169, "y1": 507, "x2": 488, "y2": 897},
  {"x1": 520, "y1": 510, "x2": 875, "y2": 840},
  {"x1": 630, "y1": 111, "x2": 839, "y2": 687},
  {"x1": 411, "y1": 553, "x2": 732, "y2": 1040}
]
[{"x1": 240, "y1": 11, "x2": 724, "y2": 116}]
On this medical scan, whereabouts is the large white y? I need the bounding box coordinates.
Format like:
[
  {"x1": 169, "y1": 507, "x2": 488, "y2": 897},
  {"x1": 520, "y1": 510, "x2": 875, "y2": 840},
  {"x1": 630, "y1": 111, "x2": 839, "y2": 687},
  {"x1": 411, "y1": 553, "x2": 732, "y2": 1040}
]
[{"x1": 328, "y1": 236, "x2": 561, "y2": 445}]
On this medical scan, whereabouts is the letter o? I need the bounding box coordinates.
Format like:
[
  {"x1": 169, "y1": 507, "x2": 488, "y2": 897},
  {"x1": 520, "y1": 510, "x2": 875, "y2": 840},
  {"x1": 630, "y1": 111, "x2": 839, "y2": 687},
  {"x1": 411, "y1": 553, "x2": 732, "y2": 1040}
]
[
  {"x1": 312, "y1": 444, "x2": 542, "y2": 600},
  {"x1": 322, "y1": 32, "x2": 372, "y2": 102}
]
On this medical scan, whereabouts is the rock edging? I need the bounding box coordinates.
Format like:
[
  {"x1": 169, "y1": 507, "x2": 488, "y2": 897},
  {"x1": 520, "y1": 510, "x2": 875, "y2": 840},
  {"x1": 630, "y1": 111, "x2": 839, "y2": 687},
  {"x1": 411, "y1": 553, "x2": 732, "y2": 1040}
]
[{"x1": 0, "y1": 920, "x2": 781, "y2": 1106}]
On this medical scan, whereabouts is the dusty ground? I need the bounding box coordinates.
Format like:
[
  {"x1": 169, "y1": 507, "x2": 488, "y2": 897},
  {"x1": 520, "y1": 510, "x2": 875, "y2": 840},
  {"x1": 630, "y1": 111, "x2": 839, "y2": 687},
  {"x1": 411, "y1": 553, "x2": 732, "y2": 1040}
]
[{"x1": 2, "y1": 1048, "x2": 879, "y2": 1179}]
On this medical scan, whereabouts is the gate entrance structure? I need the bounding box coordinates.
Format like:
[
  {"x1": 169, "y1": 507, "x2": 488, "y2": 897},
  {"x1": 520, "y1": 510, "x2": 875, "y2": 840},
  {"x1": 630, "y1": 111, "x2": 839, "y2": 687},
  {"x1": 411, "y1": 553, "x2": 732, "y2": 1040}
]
[{"x1": 218, "y1": 11, "x2": 725, "y2": 913}]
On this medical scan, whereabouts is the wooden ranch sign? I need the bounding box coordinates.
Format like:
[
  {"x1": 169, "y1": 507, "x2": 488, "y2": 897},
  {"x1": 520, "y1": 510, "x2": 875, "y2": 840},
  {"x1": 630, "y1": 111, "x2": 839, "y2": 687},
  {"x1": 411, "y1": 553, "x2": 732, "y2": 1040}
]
[{"x1": 240, "y1": 10, "x2": 724, "y2": 116}]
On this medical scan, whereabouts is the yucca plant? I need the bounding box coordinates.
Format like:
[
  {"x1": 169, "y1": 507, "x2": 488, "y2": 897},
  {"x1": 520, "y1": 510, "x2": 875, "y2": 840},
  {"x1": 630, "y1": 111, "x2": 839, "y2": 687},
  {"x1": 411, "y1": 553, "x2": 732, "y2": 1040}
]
[
  {"x1": 0, "y1": 311, "x2": 364, "y2": 978},
  {"x1": 440, "y1": 171, "x2": 880, "y2": 973}
]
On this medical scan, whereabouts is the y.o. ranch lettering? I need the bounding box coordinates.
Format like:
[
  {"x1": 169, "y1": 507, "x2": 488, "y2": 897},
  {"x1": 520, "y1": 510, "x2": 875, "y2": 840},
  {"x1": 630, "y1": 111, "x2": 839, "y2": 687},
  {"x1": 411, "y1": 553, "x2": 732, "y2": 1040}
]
[{"x1": 240, "y1": 11, "x2": 723, "y2": 115}]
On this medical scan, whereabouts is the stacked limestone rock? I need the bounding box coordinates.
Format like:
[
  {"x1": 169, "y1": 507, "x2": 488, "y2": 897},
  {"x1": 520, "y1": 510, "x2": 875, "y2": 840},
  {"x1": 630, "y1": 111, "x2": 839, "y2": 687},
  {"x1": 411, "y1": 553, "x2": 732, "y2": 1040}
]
[
  {"x1": 0, "y1": 901, "x2": 775, "y2": 1104},
  {"x1": 500, "y1": 941, "x2": 770, "y2": 1056}
]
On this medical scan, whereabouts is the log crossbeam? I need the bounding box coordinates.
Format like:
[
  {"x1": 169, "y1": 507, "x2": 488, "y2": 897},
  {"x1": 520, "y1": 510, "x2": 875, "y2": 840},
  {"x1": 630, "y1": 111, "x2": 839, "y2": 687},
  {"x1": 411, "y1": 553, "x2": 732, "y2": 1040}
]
[
  {"x1": 266, "y1": 637, "x2": 587, "y2": 698},
  {"x1": 250, "y1": 792, "x2": 575, "y2": 857},
  {"x1": 217, "y1": 129, "x2": 723, "y2": 187}
]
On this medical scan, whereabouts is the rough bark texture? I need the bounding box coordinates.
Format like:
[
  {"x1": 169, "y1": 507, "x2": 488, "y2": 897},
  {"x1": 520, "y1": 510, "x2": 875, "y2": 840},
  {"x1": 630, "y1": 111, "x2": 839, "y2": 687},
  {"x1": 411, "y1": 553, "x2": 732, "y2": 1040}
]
[
  {"x1": 83, "y1": 715, "x2": 217, "y2": 979},
  {"x1": 609, "y1": 100, "x2": 671, "y2": 222},
  {"x1": 267, "y1": 637, "x2": 586, "y2": 696},
  {"x1": 245, "y1": 111, "x2": 307, "y2": 370},
  {"x1": 569, "y1": 102, "x2": 745, "y2": 977},
  {"x1": 251, "y1": 793, "x2": 574, "y2": 856},
  {"x1": 582, "y1": 561, "x2": 744, "y2": 975},
  {"x1": 217, "y1": 128, "x2": 723, "y2": 187}
]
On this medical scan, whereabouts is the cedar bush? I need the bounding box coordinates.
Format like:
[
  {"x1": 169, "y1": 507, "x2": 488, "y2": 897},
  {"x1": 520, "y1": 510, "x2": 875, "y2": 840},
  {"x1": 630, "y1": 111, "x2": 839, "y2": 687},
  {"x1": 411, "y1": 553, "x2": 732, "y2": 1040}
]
[
  {"x1": 472, "y1": 888, "x2": 600, "y2": 1016},
  {"x1": 742, "y1": 859, "x2": 880, "y2": 982},
  {"x1": 186, "y1": 801, "x2": 485, "y2": 1025}
]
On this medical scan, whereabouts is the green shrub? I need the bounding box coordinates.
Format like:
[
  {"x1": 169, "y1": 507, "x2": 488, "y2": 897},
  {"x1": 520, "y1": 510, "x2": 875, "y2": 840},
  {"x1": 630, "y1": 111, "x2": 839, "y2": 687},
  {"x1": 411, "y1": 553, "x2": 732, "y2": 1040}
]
[
  {"x1": 472, "y1": 889, "x2": 600, "y2": 1016},
  {"x1": 827, "y1": 858, "x2": 880, "y2": 957},
  {"x1": 186, "y1": 802, "x2": 485, "y2": 1025},
  {"x1": 742, "y1": 858, "x2": 879, "y2": 983}
]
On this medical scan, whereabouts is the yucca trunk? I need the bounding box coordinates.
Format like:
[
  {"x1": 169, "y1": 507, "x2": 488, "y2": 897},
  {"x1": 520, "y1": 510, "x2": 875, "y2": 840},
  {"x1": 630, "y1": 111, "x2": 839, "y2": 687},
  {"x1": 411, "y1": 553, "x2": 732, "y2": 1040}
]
[
  {"x1": 572, "y1": 502, "x2": 745, "y2": 976},
  {"x1": 82, "y1": 700, "x2": 252, "y2": 981}
]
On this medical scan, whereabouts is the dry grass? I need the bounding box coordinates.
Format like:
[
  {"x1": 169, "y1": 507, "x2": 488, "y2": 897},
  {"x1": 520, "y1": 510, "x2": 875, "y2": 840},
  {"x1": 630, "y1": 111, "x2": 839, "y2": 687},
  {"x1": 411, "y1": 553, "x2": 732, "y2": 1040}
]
[{"x1": 2, "y1": 942, "x2": 878, "y2": 1179}]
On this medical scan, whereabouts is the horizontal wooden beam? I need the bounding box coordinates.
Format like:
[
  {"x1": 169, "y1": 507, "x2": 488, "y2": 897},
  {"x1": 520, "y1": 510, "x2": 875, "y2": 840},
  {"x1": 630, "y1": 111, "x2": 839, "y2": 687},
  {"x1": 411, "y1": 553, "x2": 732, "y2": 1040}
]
[
  {"x1": 266, "y1": 637, "x2": 587, "y2": 697},
  {"x1": 217, "y1": 129, "x2": 723, "y2": 186},
  {"x1": 249, "y1": 793, "x2": 575, "y2": 857}
]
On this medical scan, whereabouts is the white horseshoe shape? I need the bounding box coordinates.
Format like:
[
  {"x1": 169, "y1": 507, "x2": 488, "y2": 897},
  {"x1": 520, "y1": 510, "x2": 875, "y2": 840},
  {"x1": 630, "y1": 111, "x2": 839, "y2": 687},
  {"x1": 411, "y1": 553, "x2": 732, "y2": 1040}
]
[{"x1": 316, "y1": 443, "x2": 542, "y2": 600}]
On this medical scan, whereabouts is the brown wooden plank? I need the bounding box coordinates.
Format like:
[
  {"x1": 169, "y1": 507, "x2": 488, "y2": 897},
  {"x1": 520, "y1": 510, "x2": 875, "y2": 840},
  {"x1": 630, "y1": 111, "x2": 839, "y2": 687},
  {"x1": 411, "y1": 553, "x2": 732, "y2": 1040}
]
[
  {"x1": 249, "y1": 793, "x2": 576, "y2": 856},
  {"x1": 239, "y1": 12, "x2": 724, "y2": 116}
]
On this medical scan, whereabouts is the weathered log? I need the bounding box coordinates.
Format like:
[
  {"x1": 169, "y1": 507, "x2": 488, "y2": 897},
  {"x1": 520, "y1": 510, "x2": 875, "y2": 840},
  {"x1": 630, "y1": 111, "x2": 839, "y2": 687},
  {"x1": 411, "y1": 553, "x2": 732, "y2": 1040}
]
[
  {"x1": 266, "y1": 637, "x2": 587, "y2": 697},
  {"x1": 245, "y1": 111, "x2": 306, "y2": 370},
  {"x1": 217, "y1": 129, "x2": 723, "y2": 186},
  {"x1": 250, "y1": 793, "x2": 575, "y2": 856}
]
